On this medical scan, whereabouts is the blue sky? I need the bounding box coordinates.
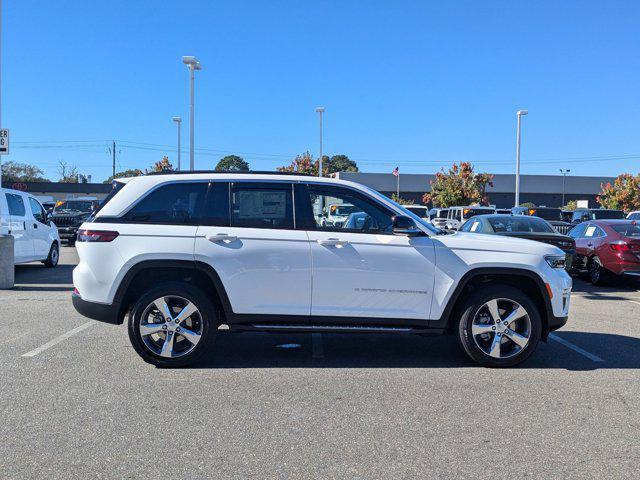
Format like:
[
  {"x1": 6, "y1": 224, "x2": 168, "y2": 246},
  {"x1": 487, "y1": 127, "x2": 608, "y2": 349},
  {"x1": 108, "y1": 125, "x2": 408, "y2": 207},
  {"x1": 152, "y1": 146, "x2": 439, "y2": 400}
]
[{"x1": 3, "y1": 0, "x2": 639, "y2": 182}]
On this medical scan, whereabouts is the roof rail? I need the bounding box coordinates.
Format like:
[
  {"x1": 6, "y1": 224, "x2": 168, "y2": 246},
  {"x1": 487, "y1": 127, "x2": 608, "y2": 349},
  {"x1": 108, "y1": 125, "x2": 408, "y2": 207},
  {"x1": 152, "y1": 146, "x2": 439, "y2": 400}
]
[{"x1": 146, "y1": 170, "x2": 315, "y2": 177}]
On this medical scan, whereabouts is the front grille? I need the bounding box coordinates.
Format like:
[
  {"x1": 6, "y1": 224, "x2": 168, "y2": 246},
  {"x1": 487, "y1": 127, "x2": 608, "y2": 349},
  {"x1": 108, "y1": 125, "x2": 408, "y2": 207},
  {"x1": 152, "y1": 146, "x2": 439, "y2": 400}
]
[
  {"x1": 52, "y1": 215, "x2": 82, "y2": 227},
  {"x1": 554, "y1": 225, "x2": 572, "y2": 235}
]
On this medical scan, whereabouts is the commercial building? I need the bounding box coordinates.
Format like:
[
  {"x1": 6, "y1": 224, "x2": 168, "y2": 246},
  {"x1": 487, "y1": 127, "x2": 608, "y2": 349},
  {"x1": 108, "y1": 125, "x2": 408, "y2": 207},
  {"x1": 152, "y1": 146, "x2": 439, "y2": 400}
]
[{"x1": 335, "y1": 172, "x2": 613, "y2": 208}]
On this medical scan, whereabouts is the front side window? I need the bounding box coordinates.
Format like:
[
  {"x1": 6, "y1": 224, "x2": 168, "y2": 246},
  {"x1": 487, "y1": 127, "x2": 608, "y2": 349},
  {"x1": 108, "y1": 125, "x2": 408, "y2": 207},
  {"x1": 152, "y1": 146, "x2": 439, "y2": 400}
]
[
  {"x1": 28, "y1": 197, "x2": 47, "y2": 224},
  {"x1": 306, "y1": 185, "x2": 394, "y2": 234},
  {"x1": 124, "y1": 182, "x2": 207, "y2": 224},
  {"x1": 5, "y1": 193, "x2": 26, "y2": 217},
  {"x1": 231, "y1": 182, "x2": 294, "y2": 229}
]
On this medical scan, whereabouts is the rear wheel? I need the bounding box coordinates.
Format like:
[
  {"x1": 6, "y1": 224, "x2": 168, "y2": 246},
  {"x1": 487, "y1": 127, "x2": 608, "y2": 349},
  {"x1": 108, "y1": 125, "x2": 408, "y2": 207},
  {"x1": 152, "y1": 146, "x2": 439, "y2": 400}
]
[
  {"x1": 128, "y1": 282, "x2": 217, "y2": 367},
  {"x1": 457, "y1": 285, "x2": 542, "y2": 367},
  {"x1": 43, "y1": 242, "x2": 59, "y2": 268},
  {"x1": 588, "y1": 256, "x2": 609, "y2": 285}
]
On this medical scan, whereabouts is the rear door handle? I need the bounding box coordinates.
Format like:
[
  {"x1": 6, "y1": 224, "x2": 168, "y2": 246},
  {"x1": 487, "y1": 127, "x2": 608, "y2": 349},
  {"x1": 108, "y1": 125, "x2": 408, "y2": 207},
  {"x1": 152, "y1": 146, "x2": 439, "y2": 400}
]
[
  {"x1": 206, "y1": 233, "x2": 238, "y2": 243},
  {"x1": 317, "y1": 238, "x2": 349, "y2": 247}
]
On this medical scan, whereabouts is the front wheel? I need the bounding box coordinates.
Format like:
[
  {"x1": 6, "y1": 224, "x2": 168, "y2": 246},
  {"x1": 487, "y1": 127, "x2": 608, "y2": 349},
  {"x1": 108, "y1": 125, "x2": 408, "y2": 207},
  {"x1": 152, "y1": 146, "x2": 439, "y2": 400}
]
[
  {"x1": 128, "y1": 282, "x2": 218, "y2": 367},
  {"x1": 43, "y1": 242, "x2": 59, "y2": 268},
  {"x1": 457, "y1": 285, "x2": 542, "y2": 367}
]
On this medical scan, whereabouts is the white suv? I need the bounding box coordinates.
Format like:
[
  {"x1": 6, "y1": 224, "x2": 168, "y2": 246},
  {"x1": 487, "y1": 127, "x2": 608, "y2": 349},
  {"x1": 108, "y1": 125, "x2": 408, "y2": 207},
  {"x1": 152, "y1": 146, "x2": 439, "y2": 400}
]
[{"x1": 72, "y1": 173, "x2": 572, "y2": 368}]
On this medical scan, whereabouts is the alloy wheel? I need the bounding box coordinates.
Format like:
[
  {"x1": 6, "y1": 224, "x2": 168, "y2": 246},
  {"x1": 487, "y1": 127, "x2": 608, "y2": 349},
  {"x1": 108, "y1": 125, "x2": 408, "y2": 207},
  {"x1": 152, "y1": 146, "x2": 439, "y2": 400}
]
[
  {"x1": 139, "y1": 295, "x2": 203, "y2": 358},
  {"x1": 589, "y1": 258, "x2": 601, "y2": 283},
  {"x1": 471, "y1": 298, "x2": 532, "y2": 359}
]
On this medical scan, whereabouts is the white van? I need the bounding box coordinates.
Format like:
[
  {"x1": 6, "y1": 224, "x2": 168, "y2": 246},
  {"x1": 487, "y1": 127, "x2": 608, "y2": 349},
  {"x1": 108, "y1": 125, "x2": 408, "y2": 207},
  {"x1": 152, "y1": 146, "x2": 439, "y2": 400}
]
[
  {"x1": 0, "y1": 187, "x2": 61, "y2": 267},
  {"x1": 445, "y1": 206, "x2": 496, "y2": 230}
]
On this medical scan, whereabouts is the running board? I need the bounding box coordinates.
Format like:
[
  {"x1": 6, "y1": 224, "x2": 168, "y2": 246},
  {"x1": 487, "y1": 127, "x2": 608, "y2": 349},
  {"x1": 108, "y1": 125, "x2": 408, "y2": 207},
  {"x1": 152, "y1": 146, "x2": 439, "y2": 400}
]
[{"x1": 232, "y1": 324, "x2": 443, "y2": 334}]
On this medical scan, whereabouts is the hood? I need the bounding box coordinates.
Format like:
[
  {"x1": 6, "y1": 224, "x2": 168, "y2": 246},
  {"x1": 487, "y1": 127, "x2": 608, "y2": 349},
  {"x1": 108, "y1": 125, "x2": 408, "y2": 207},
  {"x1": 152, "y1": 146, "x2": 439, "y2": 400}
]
[{"x1": 436, "y1": 230, "x2": 564, "y2": 257}]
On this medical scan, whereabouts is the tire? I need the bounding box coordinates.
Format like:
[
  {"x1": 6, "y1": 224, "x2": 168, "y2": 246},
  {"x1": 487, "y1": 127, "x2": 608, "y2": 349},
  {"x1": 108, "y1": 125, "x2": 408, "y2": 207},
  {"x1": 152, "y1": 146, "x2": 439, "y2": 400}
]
[
  {"x1": 43, "y1": 242, "x2": 59, "y2": 268},
  {"x1": 128, "y1": 282, "x2": 218, "y2": 367},
  {"x1": 457, "y1": 284, "x2": 542, "y2": 368},
  {"x1": 588, "y1": 256, "x2": 609, "y2": 286}
]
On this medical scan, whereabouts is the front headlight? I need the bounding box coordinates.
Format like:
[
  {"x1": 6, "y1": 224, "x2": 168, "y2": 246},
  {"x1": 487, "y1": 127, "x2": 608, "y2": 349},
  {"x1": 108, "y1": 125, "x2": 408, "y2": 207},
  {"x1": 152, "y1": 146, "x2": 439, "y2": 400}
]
[{"x1": 545, "y1": 255, "x2": 566, "y2": 269}]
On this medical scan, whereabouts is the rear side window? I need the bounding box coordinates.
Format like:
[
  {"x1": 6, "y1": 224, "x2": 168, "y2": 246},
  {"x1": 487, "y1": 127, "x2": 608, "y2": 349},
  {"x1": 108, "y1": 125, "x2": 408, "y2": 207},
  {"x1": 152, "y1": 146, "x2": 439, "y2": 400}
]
[
  {"x1": 5, "y1": 193, "x2": 26, "y2": 217},
  {"x1": 231, "y1": 182, "x2": 294, "y2": 229},
  {"x1": 124, "y1": 182, "x2": 207, "y2": 224},
  {"x1": 611, "y1": 224, "x2": 640, "y2": 237}
]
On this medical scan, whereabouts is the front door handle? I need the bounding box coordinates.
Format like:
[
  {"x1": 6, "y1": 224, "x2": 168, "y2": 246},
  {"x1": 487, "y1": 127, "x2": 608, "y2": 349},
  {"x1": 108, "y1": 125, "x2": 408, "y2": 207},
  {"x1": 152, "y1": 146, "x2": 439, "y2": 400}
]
[
  {"x1": 317, "y1": 238, "x2": 349, "y2": 247},
  {"x1": 206, "y1": 233, "x2": 238, "y2": 243}
]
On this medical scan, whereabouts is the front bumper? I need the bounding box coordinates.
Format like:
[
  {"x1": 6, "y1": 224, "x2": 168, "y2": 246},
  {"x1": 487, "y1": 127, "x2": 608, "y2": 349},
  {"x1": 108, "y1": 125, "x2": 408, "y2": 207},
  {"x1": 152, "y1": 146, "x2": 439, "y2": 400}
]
[
  {"x1": 57, "y1": 226, "x2": 79, "y2": 239},
  {"x1": 72, "y1": 292, "x2": 122, "y2": 325},
  {"x1": 548, "y1": 314, "x2": 568, "y2": 332}
]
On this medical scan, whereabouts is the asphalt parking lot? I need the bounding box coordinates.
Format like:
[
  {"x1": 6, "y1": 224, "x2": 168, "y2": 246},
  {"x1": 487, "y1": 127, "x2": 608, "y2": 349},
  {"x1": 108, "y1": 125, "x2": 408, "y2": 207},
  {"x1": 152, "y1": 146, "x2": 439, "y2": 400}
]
[{"x1": 2, "y1": 246, "x2": 639, "y2": 479}]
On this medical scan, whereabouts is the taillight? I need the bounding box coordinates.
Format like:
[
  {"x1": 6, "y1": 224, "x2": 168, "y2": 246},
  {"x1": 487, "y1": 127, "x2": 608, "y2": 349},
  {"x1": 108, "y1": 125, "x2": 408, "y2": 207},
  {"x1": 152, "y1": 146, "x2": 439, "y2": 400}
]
[
  {"x1": 76, "y1": 229, "x2": 119, "y2": 242},
  {"x1": 609, "y1": 241, "x2": 639, "y2": 252}
]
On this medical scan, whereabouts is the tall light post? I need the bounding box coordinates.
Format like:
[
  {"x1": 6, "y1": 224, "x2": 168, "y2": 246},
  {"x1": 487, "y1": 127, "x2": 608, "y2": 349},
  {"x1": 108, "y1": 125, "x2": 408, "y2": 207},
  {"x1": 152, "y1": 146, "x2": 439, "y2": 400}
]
[
  {"x1": 559, "y1": 168, "x2": 570, "y2": 207},
  {"x1": 315, "y1": 107, "x2": 325, "y2": 177},
  {"x1": 514, "y1": 109, "x2": 528, "y2": 207},
  {"x1": 172, "y1": 116, "x2": 182, "y2": 171},
  {"x1": 182, "y1": 56, "x2": 201, "y2": 171}
]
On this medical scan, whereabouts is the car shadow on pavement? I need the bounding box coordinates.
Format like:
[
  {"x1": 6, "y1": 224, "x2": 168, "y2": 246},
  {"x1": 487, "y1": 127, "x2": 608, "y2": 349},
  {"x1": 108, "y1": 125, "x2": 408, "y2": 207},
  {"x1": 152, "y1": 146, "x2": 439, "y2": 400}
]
[
  {"x1": 188, "y1": 330, "x2": 640, "y2": 372},
  {"x1": 572, "y1": 277, "x2": 640, "y2": 297},
  {"x1": 14, "y1": 263, "x2": 75, "y2": 291}
]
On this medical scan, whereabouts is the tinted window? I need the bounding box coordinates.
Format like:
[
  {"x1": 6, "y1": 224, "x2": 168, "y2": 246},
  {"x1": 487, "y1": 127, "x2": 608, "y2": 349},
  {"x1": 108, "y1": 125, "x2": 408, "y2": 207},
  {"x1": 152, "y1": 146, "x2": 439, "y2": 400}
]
[
  {"x1": 487, "y1": 216, "x2": 555, "y2": 233},
  {"x1": 628, "y1": 212, "x2": 640, "y2": 220},
  {"x1": 54, "y1": 200, "x2": 95, "y2": 213},
  {"x1": 568, "y1": 223, "x2": 586, "y2": 238},
  {"x1": 530, "y1": 208, "x2": 561, "y2": 221},
  {"x1": 124, "y1": 182, "x2": 207, "y2": 224},
  {"x1": 463, "y1": 208, "x2": 495, "y2": 219},
  {"x1": 406, "y1": 206, "x2": 428, "y2": 218},
  {"x1": 592, "y1": 210, "x2": 624, "y2": 220},
  {"x1": 611, "y1": 223, "x2": 640, "y2": 237},
  {"x1": 231, "y1": 183, "x2": 293, "y2": 229},
  {"x1": 5, "y1": 193, "x2": 26, "y2": 217},
  {"x1": 28, "y1": 197, "x2": 46, "y2": 224},
  {"x1": 306, "y1": 185, "x2": 394, "y2": 234}
]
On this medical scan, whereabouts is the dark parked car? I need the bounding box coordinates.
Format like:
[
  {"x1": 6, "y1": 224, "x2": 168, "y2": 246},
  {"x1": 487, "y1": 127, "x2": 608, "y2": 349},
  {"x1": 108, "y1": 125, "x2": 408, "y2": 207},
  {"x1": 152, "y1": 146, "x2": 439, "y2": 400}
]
[
  {"x1": 51, "y1": 199, "x2": 100, "y2": 244},
  {"x1": 571, "y1": 208, "x2": 625, "y2": 224},
  {"x1": 511, "y1": 206, "x2": 573, "y2": 235},
  {"x1": 460, "y1": 214, "x2": 576, "y2": 270},
  {"x1": 568, "y1": 220, "x2": 640, "y2": 284}
]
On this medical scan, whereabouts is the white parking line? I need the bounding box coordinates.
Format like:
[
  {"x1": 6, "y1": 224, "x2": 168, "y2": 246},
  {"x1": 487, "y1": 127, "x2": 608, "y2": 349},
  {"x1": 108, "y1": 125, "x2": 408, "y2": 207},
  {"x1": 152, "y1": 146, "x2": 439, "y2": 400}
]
[
  {"x1": 21, "y1": 322, "x2": 94, "y2": 358},
  {"x1": 628, "y1": 300, "x2": 640, "y2": 306},
  {"x1": 311, "y1": 333, "x2": 324, "y2": 359},
  {"x1": 549, "y1": 333, "x2": 604, "y2": 363}
]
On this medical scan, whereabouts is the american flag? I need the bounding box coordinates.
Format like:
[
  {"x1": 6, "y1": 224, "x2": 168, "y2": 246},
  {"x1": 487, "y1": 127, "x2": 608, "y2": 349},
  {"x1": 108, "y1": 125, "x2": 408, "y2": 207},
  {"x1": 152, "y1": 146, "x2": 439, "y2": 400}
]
[{"x1": 392, "y1": 166, "x2": 399, "y2": 177}]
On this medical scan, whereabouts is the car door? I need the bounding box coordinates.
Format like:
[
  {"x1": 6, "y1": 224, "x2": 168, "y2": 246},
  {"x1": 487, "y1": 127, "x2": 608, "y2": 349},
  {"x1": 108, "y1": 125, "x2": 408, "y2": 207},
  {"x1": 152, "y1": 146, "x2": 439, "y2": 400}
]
[
  {"x1": 569, "y1": 223, "x2": 587, "y2": 268},
  {"x1": 4, "y1": 191, "x2": 34, "y2": 262},
  {"x1": 27, "y1": 196, "x2": 51, "y2": 258},
  {"x1": 194, "y1": 181, "x2": 312, "y2": 317},
  {"x1": 300, "y1": 183, "x2": 435, "y2": 321}
]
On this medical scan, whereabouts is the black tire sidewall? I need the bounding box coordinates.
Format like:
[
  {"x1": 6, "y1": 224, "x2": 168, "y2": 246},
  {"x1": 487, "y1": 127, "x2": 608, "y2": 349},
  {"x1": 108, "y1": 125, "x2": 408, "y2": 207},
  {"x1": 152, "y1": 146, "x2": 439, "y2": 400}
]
[
  {"x1": 457, "y1": 285, "x2": 542, "y2": 368},
  {"x1": 589, "y1": 256, "x2": 607, "y2": 285},
  {"x1": 44, "y1": 242, "x2": 59, "y2": 267},
  {"x1": 128, "y1": 282, "x2": 217, "y2": 367}
]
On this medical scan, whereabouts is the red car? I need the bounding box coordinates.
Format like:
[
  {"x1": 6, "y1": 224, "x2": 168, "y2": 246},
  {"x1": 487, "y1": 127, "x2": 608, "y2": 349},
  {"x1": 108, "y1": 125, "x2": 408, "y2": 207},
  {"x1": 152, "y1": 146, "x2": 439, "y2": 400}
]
[{"x1": 569, "y1": 220, "x2": 640, "y2": 284}]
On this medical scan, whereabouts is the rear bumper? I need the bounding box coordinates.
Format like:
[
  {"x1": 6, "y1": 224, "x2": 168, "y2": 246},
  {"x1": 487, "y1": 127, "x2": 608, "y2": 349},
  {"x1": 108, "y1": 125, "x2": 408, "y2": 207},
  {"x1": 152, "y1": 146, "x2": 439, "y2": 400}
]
[
  {"x1": 72, "y1": 292, "x2": 122, "y2": 325},
  {"x1": 57, "y1": 227, "x2": 79, "y2": 239}
]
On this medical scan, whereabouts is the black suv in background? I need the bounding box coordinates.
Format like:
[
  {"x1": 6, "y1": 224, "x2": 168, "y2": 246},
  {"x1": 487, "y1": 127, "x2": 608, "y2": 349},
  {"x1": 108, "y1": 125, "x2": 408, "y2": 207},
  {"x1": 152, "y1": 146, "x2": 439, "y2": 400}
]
[
  {"x1": 50, "y1": 199, "x2": 100, "y2": 245},
  {"x1": 570, "y1": 208, "x2": 625, "y2": 224},
  {"x1": 511, "y1": 206, "x2": 573, "y2": 235}
]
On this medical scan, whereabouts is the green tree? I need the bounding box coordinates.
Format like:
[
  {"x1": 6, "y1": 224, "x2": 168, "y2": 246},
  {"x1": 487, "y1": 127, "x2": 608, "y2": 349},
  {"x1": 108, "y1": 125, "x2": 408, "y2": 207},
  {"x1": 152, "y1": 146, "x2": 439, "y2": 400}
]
[
  {"x1": 151, "y1": 156, "x2": 173, "y2": 173},
  {"x1": 422, "y1": 162, "x2": 494, "y2": 207},
  {"x1": 1, "y1": 161, "x2": 50, "y2": 183},
  {"x1": 390, "y1": 193, "x2": 413, "y2": 205},
  {"x1": 597, "y1": 173, "x2": 640, "y2": 211},
  {"x1": 325, "y1": 154, "x2": 358, "y2": 174},
  {"x1": 519, "y1": 202, "x2": 536, "y2": 208},
  {"x1": 562, "y1": 200, "x2": 578, "y2": 211},
  {"x1": 215, "y1": 155, "x2": 249, "y2": 172},
  {"x1": 104, "y1": 169, "x2": 144, "y2": 184}
]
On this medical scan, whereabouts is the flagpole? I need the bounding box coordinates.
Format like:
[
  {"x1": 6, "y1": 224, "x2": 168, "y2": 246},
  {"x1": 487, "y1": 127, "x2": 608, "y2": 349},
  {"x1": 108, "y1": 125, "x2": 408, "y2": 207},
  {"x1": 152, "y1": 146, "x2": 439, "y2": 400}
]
[{"x1": 396, "y1": 169, "x2": 400, "y2": 197}]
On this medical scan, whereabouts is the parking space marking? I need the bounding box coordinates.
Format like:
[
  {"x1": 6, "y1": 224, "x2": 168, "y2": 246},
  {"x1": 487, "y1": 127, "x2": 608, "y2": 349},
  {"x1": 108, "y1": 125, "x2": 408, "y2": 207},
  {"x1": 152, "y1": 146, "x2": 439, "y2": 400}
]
[
  {"x1": 549, "y1": 333, "x2": 604, "y2": 363},
  {"x1": 628, "y1": 300, "x2": 640, "y2": 306},
  {"x1": 312, "y1": 333, "x2": 324, "y2": 359},
  {"x1": 21, "y1": 322, "x2": 95, "y2": 358}
]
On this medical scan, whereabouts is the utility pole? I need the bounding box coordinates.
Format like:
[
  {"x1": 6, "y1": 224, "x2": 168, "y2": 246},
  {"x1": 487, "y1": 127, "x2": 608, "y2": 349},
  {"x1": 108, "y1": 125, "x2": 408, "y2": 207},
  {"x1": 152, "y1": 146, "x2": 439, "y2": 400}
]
[
  {"x1": 559, "y1": 168, "x2": 570, "y2": 207},
  {"x1": 316, "y1": 107, "x2": 325, "y2": 176},
  {"x1": 112, "y1": 140, "x2": 116, "y2": 178},
  {"x1": 514, "y1": 109, "x2": 528, "y2": 207},
  {"x1": 182, "y1": 56, "x2": 201, "y2": 171}
]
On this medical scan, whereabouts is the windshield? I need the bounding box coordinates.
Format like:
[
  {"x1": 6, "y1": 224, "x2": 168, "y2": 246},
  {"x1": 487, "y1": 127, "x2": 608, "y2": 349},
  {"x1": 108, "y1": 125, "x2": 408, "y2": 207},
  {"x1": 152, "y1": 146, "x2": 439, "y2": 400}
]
[
  {"x1": 463, "y1": 208, "x2": 495, "y2": 219},
  {"x1": 611, "y1": 223, "x2": 640, "y2": 237},
  {"x1": 530, "y1": 208, "x2": 561, "y2": 221},
  {"x1": 53, "y1": 200, "x2": 95, "y2": 213},
  {"x1": 487, "y1": 216, "x2": 555, "y2": 233},
  {"x1": 330, "y1": 204, "x2": 359, "y2": 216},
  {"x1": 592, "y1": 210, "x2": 625, "y2": 219}
]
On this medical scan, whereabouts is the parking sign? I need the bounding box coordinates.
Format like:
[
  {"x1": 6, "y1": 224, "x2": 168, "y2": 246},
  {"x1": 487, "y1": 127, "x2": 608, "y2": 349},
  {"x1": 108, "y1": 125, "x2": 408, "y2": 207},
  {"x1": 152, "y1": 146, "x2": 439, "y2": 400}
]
[{"x1": 0, "y1": 129, "x2": 8, "y2": 155}]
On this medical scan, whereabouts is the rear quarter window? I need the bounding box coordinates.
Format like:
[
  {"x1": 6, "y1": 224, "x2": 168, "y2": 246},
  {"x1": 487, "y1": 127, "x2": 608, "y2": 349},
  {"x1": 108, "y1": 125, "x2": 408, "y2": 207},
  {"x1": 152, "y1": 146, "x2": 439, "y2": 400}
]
[{"x1": 123, "y1": 182, "x2": 208, "y2": 224}]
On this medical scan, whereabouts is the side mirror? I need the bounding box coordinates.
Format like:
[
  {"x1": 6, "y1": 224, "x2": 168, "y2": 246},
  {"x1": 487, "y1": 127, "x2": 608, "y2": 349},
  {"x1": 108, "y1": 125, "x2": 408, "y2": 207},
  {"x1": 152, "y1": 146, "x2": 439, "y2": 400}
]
[
  {"x1": 392, "y1": 215, "x2": 422, "y2": 236},
  {"x1": 46, "y1": 212, "x2": 53, "y2": 222}
]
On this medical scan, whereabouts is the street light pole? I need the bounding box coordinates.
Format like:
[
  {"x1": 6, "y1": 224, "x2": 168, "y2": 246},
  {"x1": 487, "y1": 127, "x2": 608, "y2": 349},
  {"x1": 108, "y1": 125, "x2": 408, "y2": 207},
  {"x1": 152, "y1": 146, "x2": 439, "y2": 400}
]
[
  {"x1": 514, "y1": 109, "x2": 528, "y2": 207},
  {"x1": 560, "y1": 168, "x2": 571, "y2": 207},
  {"x1": 172, "y1": 116, "x2": 182, "y2": 171},
  {"x1": 316, "y1": 107, "x2": 325, "y2": 177},
  {"x1": 182, "y1": 56, "x2": 201, "y2": 171}
]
